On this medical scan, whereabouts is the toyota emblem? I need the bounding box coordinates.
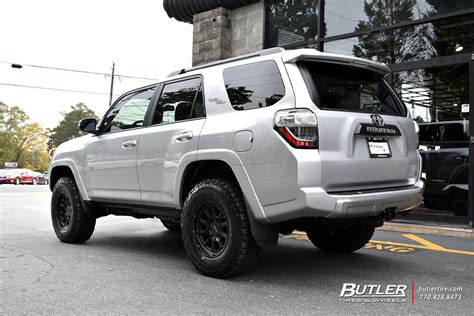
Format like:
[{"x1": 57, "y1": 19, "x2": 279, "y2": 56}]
[{"x1": 371, "y1": 115, "x2": 384, "y2": 127}]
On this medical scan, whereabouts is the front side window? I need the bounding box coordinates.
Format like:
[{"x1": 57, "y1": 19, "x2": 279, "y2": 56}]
[
  {"x1": 101, "y1": 86, "x2": 156, "y2": 133},
  {"x1": 223, "y1": 60, "x2": 285, "y2": 111},
  {"x1": 152, "y1": 78, "x2": 204, "y2": 125},
  {"x1": 299, "y1": 61, "x2": 406, "y2": 116}
]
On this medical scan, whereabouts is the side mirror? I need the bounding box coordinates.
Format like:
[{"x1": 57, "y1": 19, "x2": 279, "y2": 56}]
[{"x1": 78, "y1": 118, "x2": 97, "y2": 134}]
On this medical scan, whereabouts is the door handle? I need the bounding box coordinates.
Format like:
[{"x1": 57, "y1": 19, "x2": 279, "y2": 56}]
[
  {"x1": 175, "y1": 131, "x2": 193, "y2": 142},
  {"x1": 121, "y1": 139, "x2": 137, "y2": 149}
]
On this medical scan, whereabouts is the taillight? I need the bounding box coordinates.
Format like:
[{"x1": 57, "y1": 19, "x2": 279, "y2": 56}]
[
  {"x1": 274, "y1": 109, "x2": 318, "y2": 149},
  {"x1": 413, "y1": 120, "x2": 420, "y2": 148}
]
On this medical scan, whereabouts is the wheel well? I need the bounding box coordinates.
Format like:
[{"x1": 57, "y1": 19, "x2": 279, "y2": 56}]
[
  {"x1": 180, "y1": 160, "x2": 238, "y2": 205},
  {"x1": 49, "y1": 166, "x2": 74, "y2": 190}
]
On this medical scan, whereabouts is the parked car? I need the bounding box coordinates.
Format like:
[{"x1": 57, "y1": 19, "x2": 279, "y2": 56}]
[
  {"x1": 34, "y1": 172, "x2": 48, "y2": 185},
  {"x1": 49, "y1": 48, "x2": 423, "y2": 278},
  {"x1": 42, "y1": 172, "x2": 49, "y2": 185},
  {"x1": 418, "y1": 120, "x2": 469, "y2": 216},
  {"x1": 0, "y1": 168, "x2": 40, "y2": 185}
]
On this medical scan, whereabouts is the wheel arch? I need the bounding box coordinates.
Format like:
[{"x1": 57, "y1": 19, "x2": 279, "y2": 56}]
[
  {"x1": 49, "y1": 160, "x2": 89, "y2": 201},
  {"x1": 177, "y1": 153, "x2": 278, "y2": 247}
]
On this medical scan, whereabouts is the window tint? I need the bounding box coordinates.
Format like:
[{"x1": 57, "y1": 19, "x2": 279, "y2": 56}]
[
  {"x1": 223, "y1": 60, "x2": 285, "y2": 111},
  {"x1": 152, "y1": 78, "x2": 203, "y2": 125},
  {"x1": 300, "y1": 62, "x2": 406, "y2": 116},
  {"x1": 101, "y1": 87, "x2": 156, "y2": 133}
]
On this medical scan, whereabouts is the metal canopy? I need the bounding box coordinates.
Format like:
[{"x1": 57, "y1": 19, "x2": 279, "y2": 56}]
[{"x1": 163, "y1": 0, "x2": 259, "y2": 23}]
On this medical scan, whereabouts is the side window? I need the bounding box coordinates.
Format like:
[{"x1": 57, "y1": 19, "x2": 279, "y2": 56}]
[
  {"x1": 152, "y1": 77, "x2": 204, "y2": 125},
  {"x1": 101, "y1": 86, "x2": 156, "y2": 133},
  {"x1": 223, "y1": 60, "x2": 285, "y2": 111}
]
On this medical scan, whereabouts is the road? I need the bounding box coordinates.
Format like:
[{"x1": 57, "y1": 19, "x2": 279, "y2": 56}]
[{"x1": 1, "y1": 185, "x2": 473, "y2": 314}]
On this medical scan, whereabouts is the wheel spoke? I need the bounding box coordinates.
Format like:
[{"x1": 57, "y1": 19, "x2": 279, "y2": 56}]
[
  {"x1": 56, "y1": 193, "x2": 73, "y2": 229},
  {"x1": 194, "y1": 204, "x2": 230, "y2": 257},
  {"x1": 217, "y1": 237, "x2": 224, "y2": 248}
]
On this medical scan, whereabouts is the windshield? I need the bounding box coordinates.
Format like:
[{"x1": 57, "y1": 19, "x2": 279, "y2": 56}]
[{"x1": 298, "y1": 61, "x2": 407, "y2": 116}]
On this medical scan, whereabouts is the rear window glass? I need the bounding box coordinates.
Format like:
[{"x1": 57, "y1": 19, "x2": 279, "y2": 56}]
[
  {"x1": 223, "y1": 60, "x2": 285, "y2": 111},
  {"x1": 299, "y1": 62, "x2": 406, "y2": 116},
  {"x1": 419, "y1": 121, "x2": 469, "y2": 148}
]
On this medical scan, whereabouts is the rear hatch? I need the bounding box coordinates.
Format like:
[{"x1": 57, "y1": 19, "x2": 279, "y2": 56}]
[{"x1": 292, "y1": 58, "x2": 419, "y2": 192}]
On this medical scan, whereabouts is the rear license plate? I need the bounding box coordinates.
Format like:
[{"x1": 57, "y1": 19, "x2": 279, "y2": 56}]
[{"x1": 367, "y1": 138, "x2": 391, "y2": 158}]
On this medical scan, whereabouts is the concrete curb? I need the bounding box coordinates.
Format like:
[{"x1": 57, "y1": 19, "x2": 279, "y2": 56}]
[{"x1": 378, "y1": 222, "x2": 474, "y2": 239}]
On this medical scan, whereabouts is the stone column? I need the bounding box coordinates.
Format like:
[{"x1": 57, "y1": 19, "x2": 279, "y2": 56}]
[{"x1": 192, "y1": 7, "x2": 231, "y2": 66}]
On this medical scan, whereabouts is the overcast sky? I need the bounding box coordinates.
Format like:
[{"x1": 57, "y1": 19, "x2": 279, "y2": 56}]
[{"x1": 0, "y1": 0, "x2": 192, "y2": 129}]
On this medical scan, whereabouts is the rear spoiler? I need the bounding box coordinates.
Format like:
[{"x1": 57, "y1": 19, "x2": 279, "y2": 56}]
[{"x1": 282, "y1": 49, "x2": 391, "y2": 75}]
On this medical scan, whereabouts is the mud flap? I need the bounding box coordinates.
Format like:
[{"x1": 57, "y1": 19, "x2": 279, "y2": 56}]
[{"x1": 245, "y1": 200, "x2": 279, "y2": 247}]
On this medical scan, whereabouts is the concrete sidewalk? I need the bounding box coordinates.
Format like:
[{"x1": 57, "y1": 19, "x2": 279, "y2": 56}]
[{"x1": 379, "y1": 222, "x2": 474, "y2": 239}]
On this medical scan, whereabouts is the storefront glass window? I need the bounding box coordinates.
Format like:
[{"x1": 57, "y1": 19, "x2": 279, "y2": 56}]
[
  {"x1": 323, "y1": 14, "x2": 474, "y2": 64},
  {"x1": 325, "y1": 0, "x2": 474, "y2": 37},
  {"x1": 265, "y1": 0, "x2": 319, "y2": 48},
  {"x1": 393, "y1": 64, "x2": 469, "y2": 122},
  {"x1": 393, "y1": 64, "x2": 470, "y2": 219}
]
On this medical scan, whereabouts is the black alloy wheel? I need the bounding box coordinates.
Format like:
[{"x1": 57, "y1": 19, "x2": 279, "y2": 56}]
[
  {"x1": 56, "y1": 192, "x2": 73, "y2": 232},
  {"x1": 195, "y1": 204, "x2": 230, "y2": 258}
]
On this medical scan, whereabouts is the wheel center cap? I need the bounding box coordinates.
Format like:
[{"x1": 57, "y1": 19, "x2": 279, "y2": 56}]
[{"x1": 211, "y1": 223, "x2": 218, "y2": 235}]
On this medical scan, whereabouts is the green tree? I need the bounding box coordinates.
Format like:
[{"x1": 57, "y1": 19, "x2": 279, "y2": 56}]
[
  {"x1": 0, "y1": 102, "x2": 49, "y2": 171},
  {"x1": 352, "y1": 0, "x2": 426, "y2": 65},
  {"x1": 49, "y1": 103, "x2": 97, "y2": 148},
  {"x1": 421, "y1": 0, "x2": 472, "y2": 120},
  {"x1": 266, "y1": 0, "x2": 321, "y2": 47}
]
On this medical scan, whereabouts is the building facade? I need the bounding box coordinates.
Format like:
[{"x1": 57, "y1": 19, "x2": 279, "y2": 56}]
[{"x1": 164, "y1": 0, "x2": 474, "y2": 227}]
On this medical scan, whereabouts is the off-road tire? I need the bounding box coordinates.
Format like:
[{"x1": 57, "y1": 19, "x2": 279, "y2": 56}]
[
  {"x1": 161, "y1": 219, "x2": 181, "y2": 232},
  {"x1": 181, "y1": 178, "x2": 260, "y2": 278},
  {"x1": 306, "y1": 225, "x2": 374, "y2": 254},
  {"x1": 51, "y1": 177, "x2": 96, "y2": 243}
]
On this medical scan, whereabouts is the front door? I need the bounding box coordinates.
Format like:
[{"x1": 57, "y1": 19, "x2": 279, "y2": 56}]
[{"x1": 84, "y1": 86, "x2": 157, "y2": 203}]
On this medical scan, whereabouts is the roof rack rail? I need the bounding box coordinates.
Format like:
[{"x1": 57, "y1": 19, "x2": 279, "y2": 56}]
[{"x1": 167, "y1": 47, "x2": 285, "y2": 77}]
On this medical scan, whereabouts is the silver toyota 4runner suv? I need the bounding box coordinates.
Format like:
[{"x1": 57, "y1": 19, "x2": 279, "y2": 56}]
[{"x1": 49, "y1": 48, "x2": 423, "y2": 278}]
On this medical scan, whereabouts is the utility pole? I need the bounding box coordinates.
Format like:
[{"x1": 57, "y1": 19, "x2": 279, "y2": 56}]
[{"x1": 109, "y1": 62, "x2": 115, "y2": 107}]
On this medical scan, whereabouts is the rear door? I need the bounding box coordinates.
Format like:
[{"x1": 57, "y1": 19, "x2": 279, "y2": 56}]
[
  {"x1": 84, "y1": 86, "x2": 157, "y2": 203},
  {"x1": 137, "y1": 76, "x2": 205, "y2": 207},
  {"x1": 420, "y1": 121, "x2": 469, "y2": 196},
  {"x1": 296, "y1": 61, "x2": 419, "y2": 192}
]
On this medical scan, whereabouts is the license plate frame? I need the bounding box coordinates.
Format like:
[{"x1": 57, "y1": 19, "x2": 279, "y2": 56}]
[{"x1": 367, "y1": 138, "x2": 392, "y2": 158}]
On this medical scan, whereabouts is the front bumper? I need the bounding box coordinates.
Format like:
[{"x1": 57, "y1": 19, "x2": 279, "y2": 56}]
[
  {"x1": 0, "y1": 178, "x2": 16, "y2": 184},
  {"x1": 262, "y1": 180, "x2": 424, "y2": 223}
]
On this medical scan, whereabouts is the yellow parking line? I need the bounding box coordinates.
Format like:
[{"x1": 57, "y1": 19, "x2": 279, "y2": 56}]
[
  {"x1": 369, "y1": 239, "x2": 474, "y2": 256},
  {"x1": 402, "y1": 233, "x2": 446, "y2": 250},
  {"x1": 286, "y1": 231, "x2": 474, "y2": 256}
]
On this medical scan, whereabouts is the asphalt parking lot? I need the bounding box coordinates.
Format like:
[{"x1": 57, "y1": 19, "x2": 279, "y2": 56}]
[{"x1": 1, "y1": 185, "x2": 473, "y2": 314}]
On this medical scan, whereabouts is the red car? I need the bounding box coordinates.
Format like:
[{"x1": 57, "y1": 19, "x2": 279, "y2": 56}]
[{"x1": 0, "y1": 168, "x2": 40, "y2": 185}]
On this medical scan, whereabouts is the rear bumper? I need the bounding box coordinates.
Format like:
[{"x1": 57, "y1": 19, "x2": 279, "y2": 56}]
[{"x1": 262, "y1": 180, "x2": 424, "y2": 223}]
